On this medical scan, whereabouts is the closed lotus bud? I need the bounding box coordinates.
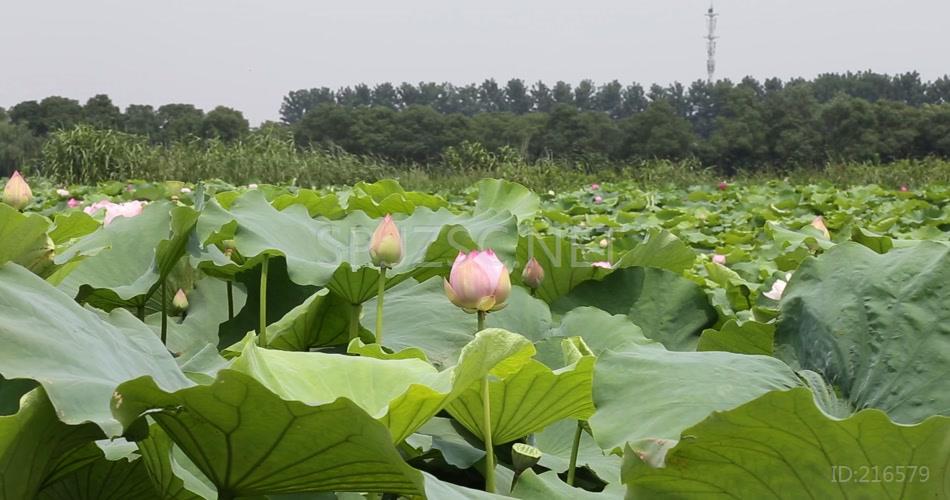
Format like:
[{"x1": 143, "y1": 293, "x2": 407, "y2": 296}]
[
  {"x1": 712, "y1": 253, "x2": 727, "y2": 265},
  {"x1": 172, "y1": 288, "x2": 189, "y2": 311},
  {"x1": 718, "y1": 181, "x2": 729, "y2": 190},
  {"x1": 521, "y1": 257, "x2": 544, "y2": 289},
  {"x1": 222, "y1": 239, "x2": 237, "y2": 258},
  {"x1": 369, "y1": 214, "x2": 403, "y2": 267},
  {"x1": 3, "y1": 171, "x2": 33, "y2": 210},
  {"x1": 599, "y1": 238, "x2": 609, "y2": 248},
  {"x1": 444, "y1": 249, "x2": 511, "y2": 313}
]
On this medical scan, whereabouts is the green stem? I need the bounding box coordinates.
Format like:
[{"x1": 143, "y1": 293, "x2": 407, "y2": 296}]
[
  {"x1": 226, "y1": 280, "x2": 234, "y2": 321},
  {"x1": 365, "y1": 494, "x2": 380, "y2": 500},
  {"x1": 349, "y1": 302, "x2": 362, "y2": 341},
  {"x1": 160, "y1": 278, "x2": 167, "y2": 345},
  {"x1": 375, "y1": 267, "x2": 387, "y2": 344},
  {"x1": 477, "y1": 310, "x2": 494, "y2": 492},
  {"x1": 259, "y1": 257, "x2": 269, "y2": 344},
  {"x1": 136, "y1": 303, "x2": 145, "y2": 321},
  {"x1": 567, "y1": 420, "x2": 584, "y2": 486}
]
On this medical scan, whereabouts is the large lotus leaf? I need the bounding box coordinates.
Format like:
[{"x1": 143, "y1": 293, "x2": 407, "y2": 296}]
[
  {"x1": 446, "y1": 354, "x2": 595, "y2": 445},
  {"x1": 552, "y1": 267, "x2": 717, "y2": 351},
  {"x1": 623, "y1": 388, "x2": 950, "y2": 500},
  {"x1": 271, "y1": 189, "x2": 345, "y2": 219},
  {"x1": 546, "y1": 307, "x2": 654, "y2": 357},
  {"x1": 474, "y1": 179, "x2": 540, "y2": 223},
  {"x1": 343, "y1": 179, "x2": 447, "y2": 217},
  {"x1": 511, "y1": 470, "x2": 624, "y2": 499},
  {"x1": 146, "y1": 276, "x2": 247, "y2": 361},
  {"x1": 231, "y1": 328, "x2": 533, "y2": 443},
  {"x1": 697, "y1": 319, "x2": 774, "y2": 356},
  {"x1": 0, "y1": 389, "x2": 103, "y2": 500},
  {"x1": 614, "y1": 229, "x2": 696, "y2": 273},
  {"x1": 253, "y1": 288, "x2": 349, "y2": 351},
  {"x1": 590, "y1": 340, "x2": 801, "y2": 451},
  {"x1": 776, "y1": 242, "x2": 950, "y2": 422},
  {"x1": 418, "y1": 470, "x2": 512, "y2": 499},
  {"x1": 138, "y1": 425, "x2": 212, "y2": 500},
  {"x1": 0, "y1": 376, "x2": 36, "y2": 416},
  {"x1": 36, "y1": 443, "x2": 160, "y2": 500},
  {"x1": 55, "y1": 202, "x2": 198, "y2": 310},
  {"x1": 0, "y1": 263, "x2": 191, "y2": 435},
  {"x1": 0, "y1": 203, "x2": 53, "y2": 274},
  {"x1": 111, "y1": 370, "x2": 425, "y2": 497},
  {"x1": 405, "y1": 416, "x2": 485, "y2": 469},
  {"x1": 533, "y1": 419, "x2": 621, "y2": 484},
  {"x1": 196, "y1": 190, "x2": 517, "y2": 302},
  {"x1": 362, "y1": 277, "x2": 552, "y2": 368},
  {"x1": 48, "y1": 211, "x2": 100, "y2": 246},
  {"x1": 511, "y1": 235, "x2": 611, "y2": 303}
]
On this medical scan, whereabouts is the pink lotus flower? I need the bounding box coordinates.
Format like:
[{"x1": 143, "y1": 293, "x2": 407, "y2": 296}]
[
  {"x1": 899, "y1": 185, "x2": 909, "y2": 192},
  {"x1": 172, "y1": 289, "x2": 189, "y2": 310},
  {"x1": 84, "y1": 200, "x2": 147, "y2": 225},
  {"x1": 444, "y1": 249, "x2": 511, "y2": 313},
  {"x1": 718, "y1": 181, "x2": 729, "y2": 191},
  {"x1": 67, "y1": 198, "x2": 80, "y2": 208},
  {"x1": 521, "y1": 257, "x2": 544, "y2": 289},
  {"x1": 810, "y1": 216, "x2": 830, "y2": 239},
  {"x1": 593, "y1": 195, "x2": 603, "y2": 204},
  {"x1": 369, "y1": 214, "x2": 403, "y2": 267},
  {"x1": 763, "y1": 273, "x2": 792, "y2": 301},
  {"x1": 3, "y1": 171, "x2": 32, "y2": 210},
  {"x1": 712, "y1": 254, "x2": 727, "y2": 265},
  {"x1": 591, "y1": 183, "x2": 600, "y2": 190},
  {"x1": 591, "y1": 261, "x2": 612, "y2": 269}
]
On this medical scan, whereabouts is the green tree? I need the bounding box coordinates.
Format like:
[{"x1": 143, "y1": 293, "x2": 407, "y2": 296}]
[
  {"x1": 157, "y1": 103, "x2": 204, "y2": 143},
  {"x1": 505, "y1": 79, "x2": 532, "y2": 114},
  {"x1": 83, "y1": 94, "x2": 122, "y2": 129},
  {"x1": 819, "y1": 95, "x2": 879, "y2": 161},
  {"x1": 202, "y1": 106, "x2": 250, "y2": 142},
  {"x1": 122, "y1": 104, "x2": 162, "y2": 138},
  {"x1": 280, "y1": 88, "x2": 335, "y2": 124},
  {"x1": 619, "y1": 100, "x2": 695, "y2": 160},
  {"x1": 531, "y1": 81, "x2": 554, "y2": 113}
]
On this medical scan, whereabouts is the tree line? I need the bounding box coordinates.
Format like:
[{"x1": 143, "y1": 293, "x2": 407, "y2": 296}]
[{"x1": 2, "y1": 71, "x2": 950, "y2": 176}]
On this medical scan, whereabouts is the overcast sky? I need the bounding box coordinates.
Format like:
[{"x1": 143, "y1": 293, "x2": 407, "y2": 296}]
[{"x1": 2, "y1": 0, "x2": 947, "y2": 124}]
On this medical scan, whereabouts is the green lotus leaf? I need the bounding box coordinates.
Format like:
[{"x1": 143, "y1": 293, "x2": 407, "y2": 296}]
[
  {"x1": 590, "y1": 339, "x2": 800, "y2": 451},
  {"x1": 111, "y1": 370, "x2": 425, "y2": 497},
  {"x1": 271, "y1": 189, "x2": 344, "y2": 219},
  {"x1": 361, "y1": 277, "x2": 552, "y2": 368},
  {"x1": 230, "y1": 328, "x2": 533, "y2": 443},
  {"x1": 697, "y1": 318, "x2": 774, "y2": 355},
  {"x1": 55, "y1": 202, "x2": 198, "y2": 311},
  {"x1": 137, "y1": 424, "x2": 214, "y2": 500},
  {"x1": 48, "y1": 211, "x2": 100, "y2": 246},
  {"x1": 614, "y1": 229, "x2": 696, "y2": 273},
  {"x1": 474, "y1": 178, "x2": 540, "y2": 223},
  {"x1": 511, "y1": 470, "x2": 624, "y2": 499},
  {"x1": 0, "y1": 203, "x2": 53, "y2": 274},
  {"x1": 511, "y1": 234, "x2": 612, "y2": 303},
  {"x1": 552, "y1": 267, "x2": 717, "y2": 351},
  {"x1": 622, "y1": 388, "x2": 950, "y2": 500},
  {"x1": 252, "y1": 288, "x2": 348, "y2": 351},
  {"x1": 418, "y1": 470, "x2": 512, "y2": 500},
  {"x1": 0, "y1": 263, "x2": 191, "y2": 435},
  {"x1": 533, "y1": 419, "x2": 621, "y2": 484},
  {"x1": 36, "y1": 441, "x2": 160, "y2": 500},
  {"x1": 446, "y1": 352, "x2": 595, "y2": 446},
  {"x1": 776, "y1": 241, "x2": 950, "y2": 422},
  {"x1": 0, "y1": 389, "x2": 104, "y2": 500}
]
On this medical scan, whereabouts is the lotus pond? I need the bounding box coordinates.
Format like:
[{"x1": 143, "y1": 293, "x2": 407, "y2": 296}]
[{"x1": 0, "y1": 176, "x2": 948, "y2": 499}]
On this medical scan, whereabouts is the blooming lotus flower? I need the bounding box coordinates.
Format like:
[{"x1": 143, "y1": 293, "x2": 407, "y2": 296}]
[
  {"x1": 67, "y1": 198, "x2": 80, "y2": 208},
  {"x1": 810, "y1": 216, "x2": 830, "y2": 239},
  {"x1": 3, "y1": 171, "x2": 32, "y2": 210},
  {"x1": 521, "y1": 257, "x2": 544, "y2": 290},
  {"x1": 899, "y1": 185, "x2": 909, "y2": 192},
  {"x1": 712, "y1": 253, "x2": 727, "y2": 265},
  {"x1": 591, "y1": 261, "x2": 612, "y2": 269},
  {"x1": 84, "y1": 200, "x2": 147, "y2": 225},
  {"x1": 763, "y1": 273, "x2": 792, "y2": 301},
  {"x1": 56, "y1": 188, "x2": 70, "y2": 198},
  {"x1": 369, "y1": 214, "x2": 403, "y2": 267},
  {"x1": 172, "y1": 288, "x2": 189, "y2": 311},
  {"x1": 444, "y1": 250, "x2": 511, "y2": 313},
  {"x1": 718, "y1": 181, "x2": 729, "y2": 191},
  {"x1": 593, "y1": 195, "x2": 603, "y2": 204},
  {"x1": 591, "y1": 183, "x2": 600, "y2": 190}
]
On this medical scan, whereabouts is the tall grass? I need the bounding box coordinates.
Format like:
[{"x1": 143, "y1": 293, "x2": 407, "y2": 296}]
[{"x1": 35, "y1": 126, "x2": 950, "y2": 190}]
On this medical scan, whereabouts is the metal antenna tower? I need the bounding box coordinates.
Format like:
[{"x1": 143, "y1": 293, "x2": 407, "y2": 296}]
[{"x1": 705, "y1": 2, "x2": 718, "y2": 83}]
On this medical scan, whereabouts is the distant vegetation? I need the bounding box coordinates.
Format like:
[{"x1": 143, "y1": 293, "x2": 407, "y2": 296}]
[{"x1": 2, "y1": 71, "x2": 950, "y2": 182}]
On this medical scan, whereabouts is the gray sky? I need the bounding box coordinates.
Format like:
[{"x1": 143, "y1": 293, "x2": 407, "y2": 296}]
[{"x1": 2, "y1": 0, "x2": 947, "y2": 124}]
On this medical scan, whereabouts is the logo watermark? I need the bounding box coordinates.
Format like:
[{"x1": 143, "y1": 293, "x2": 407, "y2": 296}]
[{"x1": 831, "y1": 465, "x2": 930, "y2": 483}]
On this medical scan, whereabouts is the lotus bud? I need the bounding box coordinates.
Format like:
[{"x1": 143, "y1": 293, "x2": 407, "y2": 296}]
[
  {"x1": 444, "y1": 249, "x2": 511, "y2": 313},
  {"x1": 172, "y1": 288, "x2": 189, "y2": 311},
  {"x1": 248, "y1": 183, "x2": 258, "y2": 189},
  {"x1": 3, "y1": 171, "x2": 33, "y2": 210},
  {"x1": 718, "y1": 181, "x2": 729, "y2": 190},
  {"x1": 181, "y1": 187, "x2": 192, "y2": 194},
  {"x1": 763, "y1": 272, "x2": 792, "y2": 301},
  {"x1": 521, "y1": 257, "x2": 544, "y2": 290},
  {"x1": 547, "y1": 190, "x2": 555, "y2": 196},
  {"x1": 810, "y1": 216, "x2": 830, "y2": 239},
  {"x1": 590, "y1": 183, "x2": 600, "y2": 190},
  {"x1": 599, "y1": 238, "x2": 609, "y2": 249},
  {"x1": 67, "y1": 198, "x2": 80, "y2": 208},
  {"x1": 369, "y1": 214, "x2": 403, "y2": 268},
  {"x1": 593, "y1": 195, "x2": 603, "y2": 204},
  {"x1": 899, "y1": 185, "x2": 909, "y2": 192},
  {"x1": 712, "y1": 253, "x2": 727, "y2": 265}
]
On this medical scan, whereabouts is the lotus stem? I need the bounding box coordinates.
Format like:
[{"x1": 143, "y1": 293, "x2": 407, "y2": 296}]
[
  {"x1": 567, "y1": 420, "x2": 584, "y2": 486},
  {"x1": 259, "y1": 256, "x2": 269, "y2": 343},
  {"x1": 349, "y1": 302, "x2": 362, "y2": 341},
  {"x1": 375, "y1": 267, "x2": 387, "y2": 344},
  {"x1": 160, "y1": 278, "x2": 168, "y2": 345},
  {"x1": 477, "y1": 310, "x2": 495, "y2": 493},
  {"x1": 136, "y1": 303, "x2": 145, "y2": 321},
  {"x1": 226, "y1": 280, "x2": 234, "y2": 321}
]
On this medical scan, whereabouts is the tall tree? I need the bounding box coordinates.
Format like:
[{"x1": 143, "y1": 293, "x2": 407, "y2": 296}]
[
  {"x1": 202, "y1": 106, "x2": 249, "y2": 142},
  {"x1": 157, "y1": 103, "x2": 204, "y2": 143},
  {"x1": 83, "y1": 94, "x2": 122, "y2": 129}
]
